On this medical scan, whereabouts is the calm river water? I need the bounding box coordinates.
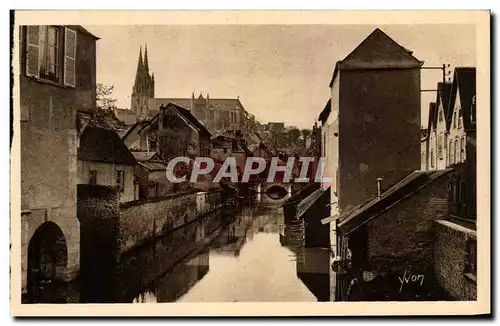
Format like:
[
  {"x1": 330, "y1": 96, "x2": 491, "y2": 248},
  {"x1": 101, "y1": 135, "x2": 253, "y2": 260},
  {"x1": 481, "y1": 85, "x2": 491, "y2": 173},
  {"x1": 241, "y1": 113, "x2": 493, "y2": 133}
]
[{"x1": 80, "y1": 200, "x2": 332, "y2": 303}]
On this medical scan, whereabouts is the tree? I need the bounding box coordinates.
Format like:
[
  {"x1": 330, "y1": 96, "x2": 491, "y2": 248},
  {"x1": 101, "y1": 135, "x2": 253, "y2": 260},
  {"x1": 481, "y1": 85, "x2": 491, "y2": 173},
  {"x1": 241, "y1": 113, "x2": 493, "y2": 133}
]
[
  {"x1": 96, "y1": 83, "x2": 118, "y2": 113},
  {"x1": 288, "y1": 127, "x2": 302, "y2": 145}
]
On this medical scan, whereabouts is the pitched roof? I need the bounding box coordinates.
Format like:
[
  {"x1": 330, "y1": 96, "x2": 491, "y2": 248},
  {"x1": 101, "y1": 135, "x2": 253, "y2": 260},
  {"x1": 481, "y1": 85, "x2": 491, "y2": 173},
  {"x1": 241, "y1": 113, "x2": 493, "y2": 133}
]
[
  {"x1": 155, "y1": 98, "x2": 192, "y2": 110},
  {"x1": 447, "y1": 67, "x2": 476, "y2": 131},
  {"x1": 132, "y1": 151, "x2": 157, "y2": 162},
  {"x1": 159, "y1": 102, "x2": 212, "y2": 136},
  {"x1": 436, "y1": 82, "x2": 453, "y2": 119},
  {"x1": 138, "y1": 161, "x2": 167, "y2": 171},
  {"x1": 420, "y1": 128, "x2": 428, "y2": 141},
  {"x1": 73, "y1": 25, "x2": 100, "y2": 39},
  {"x1": 121, "y1": 120, "x2": 151, "y2": 145},
  {"x1": 78, "y1": 126, "x2": 137, "y2": 165},
  {"x1": 318, "y1": 99, "x2": 331, "y2": 124},
  {"x1": 282, "y1": 183, "x2": 321, "y2": 206},
  {"x1": 427, "y1": 102, "x2": 437, "y2": 131},
  {"x1": 329, "y1": 28, "x2": 423, "y2": 87},
  {"x1": 337, "y1": 169, "x2": 453, "y2": 235}
]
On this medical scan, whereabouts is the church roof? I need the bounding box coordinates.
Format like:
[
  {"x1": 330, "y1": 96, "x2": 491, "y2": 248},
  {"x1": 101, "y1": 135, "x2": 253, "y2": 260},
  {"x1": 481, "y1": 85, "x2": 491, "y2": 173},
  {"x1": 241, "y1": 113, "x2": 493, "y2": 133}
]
[{"x1": 155, "y1": 97, "x2": 246, "y2": 112}]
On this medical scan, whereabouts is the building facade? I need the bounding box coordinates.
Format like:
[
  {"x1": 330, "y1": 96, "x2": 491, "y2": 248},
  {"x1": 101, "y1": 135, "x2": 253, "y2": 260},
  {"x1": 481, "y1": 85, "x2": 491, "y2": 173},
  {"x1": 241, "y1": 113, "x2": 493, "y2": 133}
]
[
  {"x1": 77, "y1": 126, "x2": 138, "y2": 203},
  {"x1": 19, "y1": 25, "x2": 98, "y2": 299},
  {"x1": 322, "y1": 28, "x2": 423, "y2": 215},
  {"x1": 426, "y1": 82, "x2": 452, "y2": 170}
]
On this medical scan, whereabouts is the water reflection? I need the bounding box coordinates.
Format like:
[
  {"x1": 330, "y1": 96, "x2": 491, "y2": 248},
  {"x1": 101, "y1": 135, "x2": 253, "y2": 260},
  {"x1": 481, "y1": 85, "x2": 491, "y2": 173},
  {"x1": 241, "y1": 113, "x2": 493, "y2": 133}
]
[
  {"x1": 80, "y1": 195, "x2": 330, "y2": 303},
  {"x1": 279, "y1": 217, "x2": 332, "y2": 302}
]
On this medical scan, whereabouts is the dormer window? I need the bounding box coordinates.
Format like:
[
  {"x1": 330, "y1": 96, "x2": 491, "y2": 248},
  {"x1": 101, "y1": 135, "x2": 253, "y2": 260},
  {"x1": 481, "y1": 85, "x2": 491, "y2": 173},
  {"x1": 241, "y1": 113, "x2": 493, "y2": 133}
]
[{"x1": 438, "y1": 109, "x2": 443, "y2": 122}]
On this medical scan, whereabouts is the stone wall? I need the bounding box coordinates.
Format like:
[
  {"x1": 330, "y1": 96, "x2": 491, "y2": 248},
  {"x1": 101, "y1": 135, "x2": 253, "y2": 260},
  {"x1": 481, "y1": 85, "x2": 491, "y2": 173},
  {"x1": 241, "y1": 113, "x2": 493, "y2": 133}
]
[
  {"x1": 434, "y1": 220, "x2": 477, "y2": 300},
  {"x1": 366, "y1": 178, "x2": 450, "y2": 273},
  {"x1": 118, "y1": 189, "x2": 223, "y2": 254},
  {"x1": 77, "y1": 184, "x2": 121, "y2": 302}
]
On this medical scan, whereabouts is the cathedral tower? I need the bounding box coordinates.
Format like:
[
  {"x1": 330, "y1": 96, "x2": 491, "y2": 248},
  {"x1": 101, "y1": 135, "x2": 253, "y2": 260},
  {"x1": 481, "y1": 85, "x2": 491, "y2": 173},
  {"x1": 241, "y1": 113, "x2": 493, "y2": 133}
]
[{"x1": 131, "y1": 45, "x2": 155, "y2": 120}]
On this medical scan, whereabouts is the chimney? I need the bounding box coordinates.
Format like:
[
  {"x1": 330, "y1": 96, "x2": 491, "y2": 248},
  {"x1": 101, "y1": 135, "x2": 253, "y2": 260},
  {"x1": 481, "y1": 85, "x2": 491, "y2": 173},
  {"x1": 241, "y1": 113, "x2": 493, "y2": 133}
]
[{"x1": 376, "y1": 178, "x2": 383, "y2": 198}]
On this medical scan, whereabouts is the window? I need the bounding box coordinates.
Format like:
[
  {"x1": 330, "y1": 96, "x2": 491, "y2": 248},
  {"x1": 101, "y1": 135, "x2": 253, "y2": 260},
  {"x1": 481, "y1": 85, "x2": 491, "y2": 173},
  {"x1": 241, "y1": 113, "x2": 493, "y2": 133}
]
[
  {"x1": 438, "y1": 109, "x2": 443, "y2": 122},
  {"x1": 449, "y1": 140, "x2": 455, "y2": 165},
  {"x1": 449, "y1": 177, "x2": 456, "y2": 203},
  {"x1": 454, "y1": 139, "x2": 459, "y2": 164},
  {"x1": 459, "y1": 180, "x2": 466, "y2": 205},
  {"x1": 89, "y1": 170, "x2": 97, "y2": 185},
  {"x1": 458, "y1": 109, "x2": 463, "y2": 128},
  {"x1": 453, "y1": 112, "x2": 457, "y2": 128},
  {"x1": 25, "y1": 26, "x2": 77, "y2": 87},
  {"x1": 460, "y1": 137, "x2": 466, "y2": 162},
  {"x1": 116, "y1": 170, "x2": 125, "y2": 192},
  {"x1": 39, "y1": 26, "x2": 60, "y2": 82},
  {"x1": 438, "y1": 133, "x2": 443, "y2": 159},
  {"x1": 230, "y1": 111, "x2": 238, "y2": 124},
  {"x1": 430, "y1": 149, "x2": 434, "y2": 168}
]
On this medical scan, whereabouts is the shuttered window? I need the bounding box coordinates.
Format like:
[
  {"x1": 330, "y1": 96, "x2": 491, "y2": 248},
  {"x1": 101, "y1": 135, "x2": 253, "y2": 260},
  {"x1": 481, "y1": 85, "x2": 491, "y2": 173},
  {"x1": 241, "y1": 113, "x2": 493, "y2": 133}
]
[
  {"x1": 63, "y1": 27, "x2": 77, "y2": 87},
  {"x1": 25, "y1": 25, "x2": 77, "y2": 88},
  {"x1": 25, "y1": 26, "x2": 40, "y2": 78}
]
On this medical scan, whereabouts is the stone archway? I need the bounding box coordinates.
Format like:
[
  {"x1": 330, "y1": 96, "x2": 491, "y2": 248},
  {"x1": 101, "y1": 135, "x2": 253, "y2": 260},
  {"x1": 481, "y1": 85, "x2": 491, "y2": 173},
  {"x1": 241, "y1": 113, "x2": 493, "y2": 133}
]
[
  {"x1": 26, "y1": 221, "x2": 68, "y2": 303},
  {"x1": 258, "y1": 183, "x2": 292, "y2": 206},
  {"x1": 265, "y1": 185, "x2": 289, "y2": 200}
]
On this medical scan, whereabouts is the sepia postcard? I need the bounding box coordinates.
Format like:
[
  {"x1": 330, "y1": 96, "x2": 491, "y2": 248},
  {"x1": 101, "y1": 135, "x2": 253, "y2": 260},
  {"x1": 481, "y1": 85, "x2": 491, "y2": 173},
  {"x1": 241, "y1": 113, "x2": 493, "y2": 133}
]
[{"x1": 10, "y1": 10, "x2": 491, "y2": 316}]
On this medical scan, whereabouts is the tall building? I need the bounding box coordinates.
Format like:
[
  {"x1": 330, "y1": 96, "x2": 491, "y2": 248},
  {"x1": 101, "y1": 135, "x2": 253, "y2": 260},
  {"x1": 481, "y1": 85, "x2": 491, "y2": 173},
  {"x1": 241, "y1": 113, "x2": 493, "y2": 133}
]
[
  {"x1": 320, "y1": 28, "x2": 423, "y2": 213},
  {"x1": 130, "y1": 45, "x2": 155, "y2": 120},
  {"x1": 19, "y1": 25, "x2": 99, "y2": 300}
]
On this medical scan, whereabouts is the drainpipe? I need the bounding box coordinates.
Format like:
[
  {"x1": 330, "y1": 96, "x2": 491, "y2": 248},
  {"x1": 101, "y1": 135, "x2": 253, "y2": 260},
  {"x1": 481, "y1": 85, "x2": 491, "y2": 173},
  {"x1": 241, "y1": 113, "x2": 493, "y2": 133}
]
[{"x1": 376, "y1": 178, "x2": 383, "y2": 199}]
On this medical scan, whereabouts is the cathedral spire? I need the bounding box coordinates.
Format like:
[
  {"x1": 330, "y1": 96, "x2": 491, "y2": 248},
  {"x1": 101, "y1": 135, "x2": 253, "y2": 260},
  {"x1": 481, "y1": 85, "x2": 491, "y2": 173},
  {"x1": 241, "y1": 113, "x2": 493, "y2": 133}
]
[
  {"x1": 134, "y1": 46, "x2": 144, "y2": 90},
  {"x1": 144, "y1": 44, "x2": 150, "y2": 74}
]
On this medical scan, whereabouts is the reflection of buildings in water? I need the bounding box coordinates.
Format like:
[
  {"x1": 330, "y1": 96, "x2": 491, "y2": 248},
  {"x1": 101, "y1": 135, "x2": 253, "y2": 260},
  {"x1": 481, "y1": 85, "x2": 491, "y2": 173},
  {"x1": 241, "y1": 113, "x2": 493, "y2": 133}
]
[
  {"x1": 279, "y1": 218, "x2": 305, "y2": 252},
  {"x1": 118, "y1": 209, "x2": 224, "y2": 303},
  {"x1": 280, "y1": 217, "x2": 335, "y2": 302},
  {"x1": 131, "y1": 251, "x2": 210, "y2": 303},
  {"x1": 209, "y1": 205, "x2": 283, "y2": 257},
  {"x1": 295, "y1": 247, "x2": 331, "y2": 302},
  {"x1": 277, "y1": 209, "x2": 285, "y2": 235}
]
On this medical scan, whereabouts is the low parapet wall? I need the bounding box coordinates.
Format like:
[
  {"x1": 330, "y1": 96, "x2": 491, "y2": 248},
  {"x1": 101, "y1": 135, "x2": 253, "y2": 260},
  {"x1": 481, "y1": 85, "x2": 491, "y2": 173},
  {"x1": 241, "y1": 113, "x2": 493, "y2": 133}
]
[
  {"x1": 434, "y1": 219, "x2": 477, "y2": 300},
  {"x1": 78, "y1": 185, "x2": 224, "y2": 257},
  {"x1": 119, "y1": 189, "x2": 223, "y2": 254}
]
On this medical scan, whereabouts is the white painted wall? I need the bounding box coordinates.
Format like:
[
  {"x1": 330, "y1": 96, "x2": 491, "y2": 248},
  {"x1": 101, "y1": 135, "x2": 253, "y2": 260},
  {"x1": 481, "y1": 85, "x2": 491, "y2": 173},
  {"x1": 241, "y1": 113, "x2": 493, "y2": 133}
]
[
  {"x1": 448, "y1": 88, "x2": 467, "y2": 166},
  {"x1": 77, "y1": 160, "x2": 136, "y2": 203}
]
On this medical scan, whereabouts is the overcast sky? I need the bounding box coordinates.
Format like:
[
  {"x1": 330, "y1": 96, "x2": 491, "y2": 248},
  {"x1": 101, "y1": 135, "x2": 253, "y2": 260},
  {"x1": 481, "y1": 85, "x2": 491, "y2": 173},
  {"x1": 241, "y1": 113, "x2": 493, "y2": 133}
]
[{"x1": 86, "y1": 24, "x2": 476, "y2": 129}]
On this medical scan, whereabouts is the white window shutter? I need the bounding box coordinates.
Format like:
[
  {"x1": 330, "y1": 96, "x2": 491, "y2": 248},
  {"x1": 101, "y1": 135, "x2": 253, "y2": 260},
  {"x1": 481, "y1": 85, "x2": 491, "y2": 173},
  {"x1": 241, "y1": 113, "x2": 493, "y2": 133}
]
[
  {"x1": 25, "y1": 26, "x2": 40, "y2": 78},
  {"x1": 64, "y1": 27, "x2": 77, "y2": 87}
]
